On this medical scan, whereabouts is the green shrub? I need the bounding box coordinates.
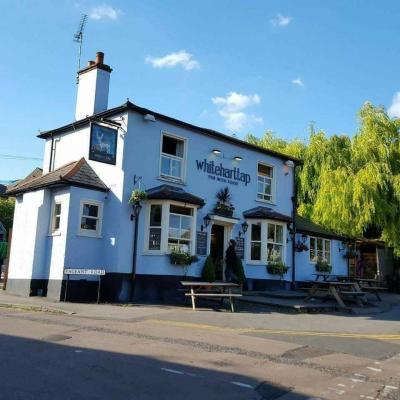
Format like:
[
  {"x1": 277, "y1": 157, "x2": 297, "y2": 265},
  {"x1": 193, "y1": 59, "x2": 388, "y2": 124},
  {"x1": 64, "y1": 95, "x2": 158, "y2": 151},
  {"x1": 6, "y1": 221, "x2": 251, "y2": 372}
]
[
  {"x1": 201, "y1": 256, "x2": 216, "y2": 282},
  {"x1": 233, "y1": 257, "x2": 246, "y2": 285}
]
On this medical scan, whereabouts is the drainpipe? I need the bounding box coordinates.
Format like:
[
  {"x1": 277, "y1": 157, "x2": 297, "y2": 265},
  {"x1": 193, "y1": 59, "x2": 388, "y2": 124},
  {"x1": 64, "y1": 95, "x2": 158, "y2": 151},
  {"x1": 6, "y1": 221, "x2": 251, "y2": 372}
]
[
  {"x1": 291, "y1": 164, "x2": 298, "y2": 289},
  {"x1": 48, "y1": 133, "x2": 54, "y2": 172}
]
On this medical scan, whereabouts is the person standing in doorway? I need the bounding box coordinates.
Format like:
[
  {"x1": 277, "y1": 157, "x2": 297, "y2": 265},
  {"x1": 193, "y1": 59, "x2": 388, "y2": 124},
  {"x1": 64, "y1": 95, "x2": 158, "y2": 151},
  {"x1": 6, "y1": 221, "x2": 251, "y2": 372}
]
[{"x1": 225, "y1": 239, "x2": 239, "y2": 283}]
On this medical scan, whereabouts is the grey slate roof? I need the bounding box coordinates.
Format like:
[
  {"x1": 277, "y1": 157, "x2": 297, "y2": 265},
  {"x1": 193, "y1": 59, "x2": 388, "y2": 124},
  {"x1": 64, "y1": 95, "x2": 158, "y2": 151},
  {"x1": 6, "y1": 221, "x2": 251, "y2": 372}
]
[
  {"x1": 6, "y1": 158, "x2": 108, "y2": 196},
  {"x1": 37, "y1": 101, "x2": 301, "y2": 164},
  {"x1": 146, "y1": 184, "x2": 205, "y2": 207},
  {"x1": 243, "y1": 206, "x2": 292, "y2": 222},
  {"x1": 295, "y1": 215, "x2": 348, "y2": 240}
]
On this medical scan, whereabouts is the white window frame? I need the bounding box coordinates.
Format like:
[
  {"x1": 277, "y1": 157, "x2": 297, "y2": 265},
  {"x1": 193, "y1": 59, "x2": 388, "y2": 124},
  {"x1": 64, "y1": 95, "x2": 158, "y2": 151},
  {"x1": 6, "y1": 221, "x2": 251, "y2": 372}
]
[
  {"x1": 159, "y1": 131, "x2": 187, "y2": 183},
  {"x1": 143, "y1": 200, "x2": 197, "y2": 255},
  {"x1": 256, "y1": 161, "x2": 276, "y2": 204},
  {"x1": 50, "y1": 201, "x2": 62, "y2": 235},
  {"x1": 245, "y1": 219, "x2": 286, "y2": 265},
  {"x1": 78, "y1": 199, "x2": 103, "y2": 238},
  {"x1": 309, "y1": 236, "x2": 331, "y2": 265}
]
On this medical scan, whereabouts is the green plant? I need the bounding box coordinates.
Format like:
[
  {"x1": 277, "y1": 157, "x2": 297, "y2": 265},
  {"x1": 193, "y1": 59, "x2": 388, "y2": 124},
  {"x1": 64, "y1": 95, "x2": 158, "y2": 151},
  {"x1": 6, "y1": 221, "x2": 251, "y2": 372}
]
[
  {"x1": 129, "y1": 189, "x2": 147, "y2": 204},
  {"x1": 315, "y1": 260, "x2": 332, "y2": 273},
  {"x1": 0, "y1": 242, "x2": 7, "y2": 259},
  {"x1": 169, "y1": 251, "x2": 198, "y2": 266},
  {"x1": 233, "y1": 257, "x2": 246, "y2": 285},
  {"x1": 216, "y1": 187, "x2": 232, "y2": 203},
  {"x1": 201, "y1": 256, "x2": 216, "y2": 282},
  {"x1": 267, "y1": 262, "x2": 289, "y2": 278}
]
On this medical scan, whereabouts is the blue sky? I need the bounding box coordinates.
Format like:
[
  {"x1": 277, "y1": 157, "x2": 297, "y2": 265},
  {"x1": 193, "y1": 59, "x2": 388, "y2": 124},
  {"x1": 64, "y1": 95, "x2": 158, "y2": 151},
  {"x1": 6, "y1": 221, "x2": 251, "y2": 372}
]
[{"x1": 1, "y1": 0, "x2": 400, "y2": 181}]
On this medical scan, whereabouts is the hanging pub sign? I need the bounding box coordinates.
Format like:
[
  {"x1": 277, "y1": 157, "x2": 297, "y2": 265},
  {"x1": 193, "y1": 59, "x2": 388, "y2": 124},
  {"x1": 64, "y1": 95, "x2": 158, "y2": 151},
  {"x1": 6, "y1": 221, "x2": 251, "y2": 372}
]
[
  {"x1": 89, "y1": 123, "x2": 118, "y2": 165},
  {"x1": 196, "y1": 231, "x2": 208, "y2": 256},
  {"x1": 235, "y1": 237, "x2": 244, "y2": 260}
]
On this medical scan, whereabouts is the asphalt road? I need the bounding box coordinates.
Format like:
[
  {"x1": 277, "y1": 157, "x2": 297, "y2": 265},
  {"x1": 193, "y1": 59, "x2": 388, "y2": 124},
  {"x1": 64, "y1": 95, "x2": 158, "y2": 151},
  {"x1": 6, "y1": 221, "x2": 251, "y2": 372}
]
[{"x1": 0, "y1": 301, "x2": 399, "y2": 400}]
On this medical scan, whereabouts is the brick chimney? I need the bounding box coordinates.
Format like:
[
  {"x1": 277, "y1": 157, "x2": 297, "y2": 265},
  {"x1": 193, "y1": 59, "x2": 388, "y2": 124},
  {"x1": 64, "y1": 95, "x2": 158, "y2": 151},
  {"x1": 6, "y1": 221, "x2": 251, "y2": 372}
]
[{"x1": 75, "y1": 51, "x2": 112, "y2": 120}]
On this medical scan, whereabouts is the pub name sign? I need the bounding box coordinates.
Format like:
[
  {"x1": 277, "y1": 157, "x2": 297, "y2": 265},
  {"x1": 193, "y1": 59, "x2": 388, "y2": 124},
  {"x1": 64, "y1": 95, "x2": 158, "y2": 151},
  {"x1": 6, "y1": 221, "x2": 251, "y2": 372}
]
[{"x1": 196, "y1": 159, "x2": 251, "y2": 186}]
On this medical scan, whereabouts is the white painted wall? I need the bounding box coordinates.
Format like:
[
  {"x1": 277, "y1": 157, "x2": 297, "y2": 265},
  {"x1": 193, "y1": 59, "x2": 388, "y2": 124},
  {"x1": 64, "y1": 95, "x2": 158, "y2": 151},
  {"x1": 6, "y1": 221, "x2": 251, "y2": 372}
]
[
  {"x1": 46, "y1": 189, "x2": 70, "y2": 281},
  {"x1": 75, "y1": 68, "x2": 110, "y2": 120},
  {"x1": 8, "y1": 190, "x2": 51, "y2": 280}
]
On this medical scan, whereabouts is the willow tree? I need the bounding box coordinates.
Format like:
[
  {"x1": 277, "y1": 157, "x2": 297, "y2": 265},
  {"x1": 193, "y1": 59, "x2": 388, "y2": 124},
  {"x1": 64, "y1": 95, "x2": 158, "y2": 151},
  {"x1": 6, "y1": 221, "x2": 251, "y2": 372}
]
[{"x1": 246, "y1": 102, "x2": 400, "y2": 254}]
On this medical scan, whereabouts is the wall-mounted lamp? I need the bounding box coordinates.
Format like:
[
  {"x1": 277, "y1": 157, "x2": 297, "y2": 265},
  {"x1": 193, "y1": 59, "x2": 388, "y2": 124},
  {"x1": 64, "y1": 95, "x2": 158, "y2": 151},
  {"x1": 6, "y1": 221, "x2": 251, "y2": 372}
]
[
  {"x1": 211, "y1": 149, "x2": 243, "y2": 162},
  {"x1": 238, "y1": 221, "x2": 249, "y2": 238},
  {"x1": 284, "y1": 159, "x2": 295, "y2": 175},
  {"x1": 203, "y1": 214, "x2": 211, "y2": 227},
  {"x1": 144, "y1": 114, "x2": 156, "y2": 122}
]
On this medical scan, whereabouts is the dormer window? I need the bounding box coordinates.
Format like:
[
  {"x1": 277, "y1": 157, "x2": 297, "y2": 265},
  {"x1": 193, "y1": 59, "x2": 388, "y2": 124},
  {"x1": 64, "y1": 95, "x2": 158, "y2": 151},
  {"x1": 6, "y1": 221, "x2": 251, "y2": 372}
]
[{"x1": 160, "y1": 133, "x2": 186, "y2": 182}]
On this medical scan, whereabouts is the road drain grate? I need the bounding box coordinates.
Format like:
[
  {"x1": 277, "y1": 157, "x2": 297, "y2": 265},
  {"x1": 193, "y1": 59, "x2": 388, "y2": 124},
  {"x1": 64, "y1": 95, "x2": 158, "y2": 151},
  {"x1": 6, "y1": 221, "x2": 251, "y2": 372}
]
[{"x1": 42, "y1": 334, "x2": 72, "y2": 342}]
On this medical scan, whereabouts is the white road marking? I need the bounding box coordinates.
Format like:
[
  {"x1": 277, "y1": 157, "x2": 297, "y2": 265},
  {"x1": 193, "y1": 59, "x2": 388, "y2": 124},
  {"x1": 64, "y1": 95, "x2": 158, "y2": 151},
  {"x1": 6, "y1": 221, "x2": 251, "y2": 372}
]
[
  {"x1": 385, "y1": 385, "x2": 398, "y2": 390},
  {"x1": 354, "y1": 373, "x2": 366, "y2": 377},
  {"x1": 161, "y1": 368, "x2": 185, "y2": 375},
  {"x1": 351, "y1": 378, "x2": 365, "y2": 383},
  {"x1": 74, "y1": 350, "x2": 83, "y2": 353},
  {"x1": 337, "y1": 384, "x2": 346, "y2": 387},
  {"x1": 231, "y1": 381, "x2": 254, "y2": 389},
  {"x1": 366, "y1": 367, "x2": 382, "y2": 372},
  {"x1": 327, "y1": 387, "x2": 345, "y2": 395}
]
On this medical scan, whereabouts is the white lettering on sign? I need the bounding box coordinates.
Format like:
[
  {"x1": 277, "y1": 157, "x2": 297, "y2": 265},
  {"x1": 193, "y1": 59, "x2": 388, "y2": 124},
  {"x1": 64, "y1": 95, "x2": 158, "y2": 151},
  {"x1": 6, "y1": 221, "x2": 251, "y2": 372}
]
[{"x1": 64, "y1": 268, "x2": 106, "y2": 276}]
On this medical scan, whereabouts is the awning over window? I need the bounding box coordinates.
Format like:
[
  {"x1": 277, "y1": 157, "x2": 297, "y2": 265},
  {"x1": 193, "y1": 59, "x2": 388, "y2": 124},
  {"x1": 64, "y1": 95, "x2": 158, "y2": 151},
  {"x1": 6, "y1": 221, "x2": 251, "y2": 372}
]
[
  {"x1": 243, "y1": 206, "x2": 292, "y2": 223},
  {"x1": 146, "y1": 184, "x2": 205, "y2": 207}
]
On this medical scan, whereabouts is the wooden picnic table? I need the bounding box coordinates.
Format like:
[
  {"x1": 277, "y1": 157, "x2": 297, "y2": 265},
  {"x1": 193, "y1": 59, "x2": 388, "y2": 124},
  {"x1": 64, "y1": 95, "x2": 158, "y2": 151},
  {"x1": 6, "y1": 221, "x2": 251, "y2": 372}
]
[
  {"x1": 305, "y1": 280, "x2": 367, "y2": 309},
  {"x1": 338, "y1": 277, "x2": 387, "y2": 301},
  {"x1": 180, "y1": 281, "x2": 242, "y2": 312},
  {"x1": 312, "y1": 273, "x2": 348, "y2": 282}
]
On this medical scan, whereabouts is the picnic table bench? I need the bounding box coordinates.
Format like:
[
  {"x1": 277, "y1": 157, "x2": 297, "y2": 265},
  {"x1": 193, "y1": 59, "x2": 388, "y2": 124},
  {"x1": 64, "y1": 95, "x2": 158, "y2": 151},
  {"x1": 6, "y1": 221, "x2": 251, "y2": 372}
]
[
  {"x1": 304, "y1": 280, "x2": 367, "y2": 309},
  {"x1": 180, "y1": 281, "x2": 242, "y2": 312},
  {"x1": 338, "y1": 277, "x2": 388, "y2": 301}
]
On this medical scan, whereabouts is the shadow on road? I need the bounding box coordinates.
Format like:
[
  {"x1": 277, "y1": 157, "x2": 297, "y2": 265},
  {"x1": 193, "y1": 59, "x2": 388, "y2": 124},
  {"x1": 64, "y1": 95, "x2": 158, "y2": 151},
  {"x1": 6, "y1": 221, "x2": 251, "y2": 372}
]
[{"x1": 0, "y1": 333, "x2": 313, "y2": 400}]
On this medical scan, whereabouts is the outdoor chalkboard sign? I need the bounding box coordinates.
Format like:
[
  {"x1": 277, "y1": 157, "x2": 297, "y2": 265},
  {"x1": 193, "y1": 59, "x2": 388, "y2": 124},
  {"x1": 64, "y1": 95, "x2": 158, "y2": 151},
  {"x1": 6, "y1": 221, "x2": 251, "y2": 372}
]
[
  {"x1": 196, "y1": 231, "x2": 207, "y2": 256},
  {"x1": 236, "y1": 237, "x2": 244, "y2": 259}
]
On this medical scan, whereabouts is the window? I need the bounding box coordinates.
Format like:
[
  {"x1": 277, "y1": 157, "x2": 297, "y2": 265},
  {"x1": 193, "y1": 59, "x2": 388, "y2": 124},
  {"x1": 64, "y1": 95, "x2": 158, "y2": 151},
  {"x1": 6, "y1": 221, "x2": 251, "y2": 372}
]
[
  {"x1": 257, "y1": 163, "x2": 274, "y2": 202},
  {"x1": 148, "y1": 205, "x2": 162, "y2": 250},
  {"x1": 160, "y1": 133, "x2": 186, "y2": 181},
  {"x1": 168, "y1": 205, "x2": 193, "y2": 252},
  {"x1": 246, "y1": 220, "x2": 286, "y2": 264},
  {"x1": 145, "y1": 202, "x2": 197, "y2": 254},
  {"x1": 310, "y1": 237, "x2": 331, "y2": 264},
  {"x1": 267, "y1": 222, "x2": 284, "y2": 262},
  {"x1": 250, "y1": 223, "x2": 261, "y2": 261},
  {"x1": 51, "y1": 202, "x2": 62, "y2": 233},
  {"x1": 79, "y1": 200, "x2": 103, "y2": 237}
]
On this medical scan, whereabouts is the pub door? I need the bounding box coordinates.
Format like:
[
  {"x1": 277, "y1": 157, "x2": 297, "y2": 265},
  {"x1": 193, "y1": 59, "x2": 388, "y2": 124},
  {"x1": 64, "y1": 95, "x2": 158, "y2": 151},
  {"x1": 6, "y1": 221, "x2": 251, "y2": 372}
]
[{"x1": 210, "y1": 224, "x2": 225, "y2": 280}]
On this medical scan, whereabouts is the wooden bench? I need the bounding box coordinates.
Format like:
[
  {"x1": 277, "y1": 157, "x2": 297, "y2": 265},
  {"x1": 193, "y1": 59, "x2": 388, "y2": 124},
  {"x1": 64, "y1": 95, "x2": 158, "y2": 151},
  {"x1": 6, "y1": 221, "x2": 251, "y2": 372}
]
[
  {"x1": 180, "y1": 281, "x2": 242, "y2": 312},
  {"x1": 184, "y1": 292, "x2": 242, "y2": 312}
]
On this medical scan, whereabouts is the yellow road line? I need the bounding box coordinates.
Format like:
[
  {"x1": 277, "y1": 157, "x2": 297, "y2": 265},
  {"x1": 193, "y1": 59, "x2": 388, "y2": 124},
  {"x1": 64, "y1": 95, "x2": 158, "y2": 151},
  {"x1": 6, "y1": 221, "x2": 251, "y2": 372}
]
[{"x1": 146, "y1": 319, "x2": 400, "y2": 341}]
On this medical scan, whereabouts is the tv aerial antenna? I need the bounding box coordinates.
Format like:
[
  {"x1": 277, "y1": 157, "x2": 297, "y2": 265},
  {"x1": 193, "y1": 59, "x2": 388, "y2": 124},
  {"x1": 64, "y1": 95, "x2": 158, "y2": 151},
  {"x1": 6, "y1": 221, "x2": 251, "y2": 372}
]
[{"x1": 73, "y1": 14, "x2": 88, "y2": 81}]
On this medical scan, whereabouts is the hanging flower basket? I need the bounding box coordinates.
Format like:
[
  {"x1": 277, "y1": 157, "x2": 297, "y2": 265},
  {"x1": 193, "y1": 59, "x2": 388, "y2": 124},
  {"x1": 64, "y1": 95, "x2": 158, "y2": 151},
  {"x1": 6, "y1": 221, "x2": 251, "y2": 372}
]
[
  {"x1": 129, "y1": 189, "x2": 147, "y2": 204},
  {"x1": 214, "y1": 202, "x2": 235, "y2": 217},
  {"x1": 169, "y1": 251, "x2": 199, "y2": 266},
  {"x1": 295, "y1": 241, "x2": 309, "y2": 252},
  {"x1": 267, "y1": 262, "x2": 289, "y2": 278}
]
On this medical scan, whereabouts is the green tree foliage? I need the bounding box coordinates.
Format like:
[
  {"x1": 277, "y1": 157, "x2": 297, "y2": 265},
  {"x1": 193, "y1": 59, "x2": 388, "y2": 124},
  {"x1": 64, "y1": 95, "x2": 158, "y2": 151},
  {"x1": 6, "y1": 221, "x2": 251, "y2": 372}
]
[
  {"x1": 245, "y1": 103, "x2": 400, "y2": 254},
  {"x1": 201, "y1": 256, "x2": 216, "y2": 282},
  {"x1": 0, "y1": 197, "x2": 15, "y2": 232}
]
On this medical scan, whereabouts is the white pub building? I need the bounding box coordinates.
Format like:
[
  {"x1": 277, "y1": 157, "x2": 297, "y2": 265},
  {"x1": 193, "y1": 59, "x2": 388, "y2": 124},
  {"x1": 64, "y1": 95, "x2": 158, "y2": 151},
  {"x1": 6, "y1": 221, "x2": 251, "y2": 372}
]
[{"x1": 6, "y1": 52, "x2": 348, "y2": 302}]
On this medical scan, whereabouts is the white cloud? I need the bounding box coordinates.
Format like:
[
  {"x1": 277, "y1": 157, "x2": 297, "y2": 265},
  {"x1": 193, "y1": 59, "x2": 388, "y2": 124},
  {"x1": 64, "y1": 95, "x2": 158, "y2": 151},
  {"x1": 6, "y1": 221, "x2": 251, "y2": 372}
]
[
  {"x1": 145, "y1": 51, "x2": 200, "y2": 71},
  {"x1": 89, "y1": 4, "x2": 122, "y2": 20},
  {"x1": 388, "y1": 92, "x2": 400, "y2": 118},
  {"x1": 212, "y1": 92, "x2": 263, "y2": 132},
  {"x1": 271, "y1": 13, "x2": 292, "y2": 27},
  {"x1": 292, "y1": 77, "x2": 304, "y2": 87}
]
